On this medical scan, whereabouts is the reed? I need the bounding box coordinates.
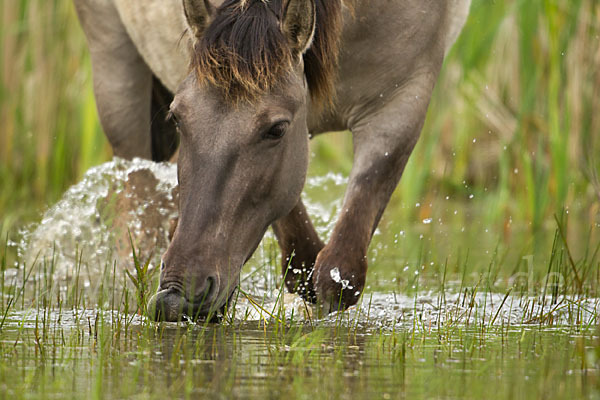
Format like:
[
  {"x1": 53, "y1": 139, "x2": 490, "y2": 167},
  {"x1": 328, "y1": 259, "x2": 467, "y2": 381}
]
[{"x1": 0, "y1": 0, "x2": 110, "y2": 234}]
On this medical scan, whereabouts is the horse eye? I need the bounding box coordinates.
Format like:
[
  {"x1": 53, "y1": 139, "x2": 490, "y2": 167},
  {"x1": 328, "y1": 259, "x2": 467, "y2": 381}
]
[{"x1": 263, "y1": 121, "x2": 289, "y2": 140}]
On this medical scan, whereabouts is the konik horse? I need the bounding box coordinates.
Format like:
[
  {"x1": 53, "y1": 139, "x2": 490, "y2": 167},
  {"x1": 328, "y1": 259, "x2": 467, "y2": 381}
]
[{"x1": 74, "y1": 0, "x2": 471, "y2": 320}]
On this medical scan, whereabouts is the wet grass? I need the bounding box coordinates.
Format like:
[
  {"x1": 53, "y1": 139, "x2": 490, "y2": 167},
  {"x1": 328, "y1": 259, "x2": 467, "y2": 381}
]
[
  {"x1": 1, "y1": 207, "x2": 599, "y2": 398},
  {"x1": 4, "y1": 321, "x2": 598, "y2": 399}
]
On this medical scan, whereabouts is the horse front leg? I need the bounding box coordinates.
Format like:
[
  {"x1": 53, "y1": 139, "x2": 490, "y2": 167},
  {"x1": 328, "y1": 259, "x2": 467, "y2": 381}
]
[
  {"x1": 313, "y1": 71, "x2": 439, "y2": 312},
  {"x1": 272, "y1": 199, "x2": 324, "y2": 302}
]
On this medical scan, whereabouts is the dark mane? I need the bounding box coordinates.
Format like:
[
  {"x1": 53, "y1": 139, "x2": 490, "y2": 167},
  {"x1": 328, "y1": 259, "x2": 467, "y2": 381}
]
[{"x1": 192, "y1": 0, "x2": 343, "y2": 107}]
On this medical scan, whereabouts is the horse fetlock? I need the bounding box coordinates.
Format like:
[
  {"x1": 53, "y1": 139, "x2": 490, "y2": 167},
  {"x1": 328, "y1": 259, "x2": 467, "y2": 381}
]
[{"x1": 313, "y1": 246, "x2": 367, "y2": 312}]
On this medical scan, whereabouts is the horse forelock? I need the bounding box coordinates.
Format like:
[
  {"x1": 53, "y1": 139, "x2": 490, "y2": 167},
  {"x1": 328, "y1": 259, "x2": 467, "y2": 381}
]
[{"x1": 192, "y1": 0, "x2": 342, "y2": 107}]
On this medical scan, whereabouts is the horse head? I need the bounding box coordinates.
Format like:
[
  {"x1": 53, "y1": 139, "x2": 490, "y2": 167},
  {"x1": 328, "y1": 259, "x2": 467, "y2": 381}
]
[{"x1": 149, "y1": 0, "x2": 318, "y2": 321}]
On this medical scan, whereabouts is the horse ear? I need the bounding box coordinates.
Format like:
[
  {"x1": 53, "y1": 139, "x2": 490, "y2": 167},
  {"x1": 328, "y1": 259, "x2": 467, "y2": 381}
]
[
  {"x1": 183, "y1": 0, "x2": 215, "y2": 42},
  {"x1": 282, "y1": 0, "x2": 316, "y2": 57}
]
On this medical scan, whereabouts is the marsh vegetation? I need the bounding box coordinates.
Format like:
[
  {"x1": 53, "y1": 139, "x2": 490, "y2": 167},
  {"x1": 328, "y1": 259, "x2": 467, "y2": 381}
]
[{"x1": 1, "y1": 0, "x2": 599, "y2": 398}]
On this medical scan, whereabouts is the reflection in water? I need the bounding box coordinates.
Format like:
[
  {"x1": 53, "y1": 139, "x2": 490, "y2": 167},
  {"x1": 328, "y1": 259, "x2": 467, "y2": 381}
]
[{"x1": 1, "y1": 306, "x2": 597, "y2": 399}]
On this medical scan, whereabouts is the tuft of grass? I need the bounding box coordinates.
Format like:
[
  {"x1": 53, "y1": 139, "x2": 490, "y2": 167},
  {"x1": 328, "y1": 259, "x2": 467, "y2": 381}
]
[{"x1": 125, "y1": 233, "x2": 159, "y2": 316}]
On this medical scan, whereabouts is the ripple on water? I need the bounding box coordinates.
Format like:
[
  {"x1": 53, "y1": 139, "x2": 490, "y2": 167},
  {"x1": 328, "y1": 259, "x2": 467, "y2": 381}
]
[{"x1": 234, "y1": 291, "x2": 600, "y2": 330}]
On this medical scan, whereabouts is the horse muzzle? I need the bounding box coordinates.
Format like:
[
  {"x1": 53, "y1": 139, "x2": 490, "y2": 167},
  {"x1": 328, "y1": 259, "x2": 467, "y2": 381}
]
[{"x1": 148, "y1": 276, "x2": 220, "y2": 321}]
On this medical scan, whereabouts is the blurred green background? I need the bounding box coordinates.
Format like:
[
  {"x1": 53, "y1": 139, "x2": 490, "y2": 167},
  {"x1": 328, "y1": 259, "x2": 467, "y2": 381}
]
[{"x1": 1, "y1": 0, "x2": 599, "y2": 239}]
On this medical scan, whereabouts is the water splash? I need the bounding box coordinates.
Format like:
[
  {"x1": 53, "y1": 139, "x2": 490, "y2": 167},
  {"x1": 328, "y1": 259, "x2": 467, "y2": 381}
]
[
  {"x1": 329, "y1": 267, "x2": 351, "y2": 290},
  {"x1": 232, "y1": 291, "x2": 600, "y2": 330},
  {"x1": 22, "y1": 158, "x2": 178, "y2": 279},
  {"x1": 304, "y1": 172, "x2": 347, "y2": 239}
]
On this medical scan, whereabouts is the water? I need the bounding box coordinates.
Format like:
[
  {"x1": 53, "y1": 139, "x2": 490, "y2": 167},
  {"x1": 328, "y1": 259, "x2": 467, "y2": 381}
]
[
  {"x1": 21, "y1": 158, "x2": 178, "y2": 276},
  {"x1": 1, "y1": 306, "x2": 598, "y2": 399},
  {"x1": 2, "y1": 158, "x2": 599, "y2": 399}
]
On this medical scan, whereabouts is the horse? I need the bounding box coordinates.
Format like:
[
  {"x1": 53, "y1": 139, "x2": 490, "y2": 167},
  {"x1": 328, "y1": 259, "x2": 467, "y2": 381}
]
[{"x1": 73, "y1": 0, "x2": 471, "y2": 321}]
